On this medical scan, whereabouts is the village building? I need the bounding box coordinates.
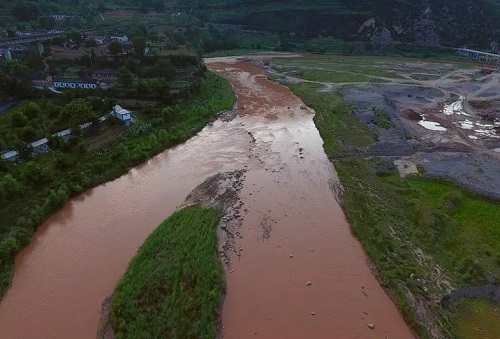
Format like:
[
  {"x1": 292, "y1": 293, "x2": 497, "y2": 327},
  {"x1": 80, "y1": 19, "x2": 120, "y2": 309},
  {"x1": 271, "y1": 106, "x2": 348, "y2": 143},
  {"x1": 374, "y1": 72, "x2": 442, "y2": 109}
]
[
  {"x1": 30, "y1": 72, "x2": 53, "y2": 88},
  {"x1": 102, "y1": 10, "x2": 136, "y2": 20},
  {"x1": 86, "y1": 35, "x2": 107, "y2": 45},
  {"x1": 91, "y1": 69, "x2": 119, "y2": 80},
  {"x1": 53, "y1": 78, "x2": 98, "y2": 89},
  {"x1": 0, "y1": 48, "x2": 12, "y2": 61},
  {"x1": 1, "y1": 150, "x2": 19, "y2": 161},
  {"x1": 112, "y1": 105, "x2": 132, "y2": 125},
  {"x1": 110, "y1": 35, "x2": 129, "y2": 43},
  {"x1": 31, "y1": 137, "x2": 50, "y2": 156},
  {"x1": 50, "y1": 14, "x2": 81, "y2": 21}
]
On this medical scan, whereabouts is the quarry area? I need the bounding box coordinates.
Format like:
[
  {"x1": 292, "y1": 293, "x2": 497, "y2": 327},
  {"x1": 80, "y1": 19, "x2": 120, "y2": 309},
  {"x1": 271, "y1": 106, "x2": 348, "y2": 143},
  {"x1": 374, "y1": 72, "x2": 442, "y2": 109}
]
[{"x1": 269, "y1": 56, "x2": 500, "y2": 198}]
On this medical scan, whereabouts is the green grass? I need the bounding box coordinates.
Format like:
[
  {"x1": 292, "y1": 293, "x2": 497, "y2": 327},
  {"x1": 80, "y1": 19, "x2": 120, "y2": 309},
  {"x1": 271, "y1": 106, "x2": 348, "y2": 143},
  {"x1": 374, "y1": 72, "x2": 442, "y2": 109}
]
[
  {"x1": 372, "y1": 109, "x2": 395, "y2": 129},
  {"x1": 110, "y1": 206, "x2": 223, "y2": 339},
  {"x1": 454, "y1": 299, "x2": 500, "y2": 338},
  {"x1": 275, "y1": 56, "x2": 407, "y2": 81},
  {"x1": 333, "y1": 159, "x2": 443, "y2": 338},
  {"x1": 381, "y1": 177, "x2": 500, "y2": 286},
  {"x1": 297, "y1": 69, "x2": 368, "y2": 83},
  {"x1": 204, "y1": 49, "x2": 275, "y2": 57}
]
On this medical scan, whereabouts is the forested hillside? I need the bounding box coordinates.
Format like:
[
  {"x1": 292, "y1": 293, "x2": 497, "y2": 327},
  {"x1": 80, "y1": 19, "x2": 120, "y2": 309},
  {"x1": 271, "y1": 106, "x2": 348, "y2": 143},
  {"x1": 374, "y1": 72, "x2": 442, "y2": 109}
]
[
  {"x1": 170, "y1": 0, "x2": 500, "y2": 49},
  {"x1": 2, "y1": 0, "x2": 500, "y2": 49}
]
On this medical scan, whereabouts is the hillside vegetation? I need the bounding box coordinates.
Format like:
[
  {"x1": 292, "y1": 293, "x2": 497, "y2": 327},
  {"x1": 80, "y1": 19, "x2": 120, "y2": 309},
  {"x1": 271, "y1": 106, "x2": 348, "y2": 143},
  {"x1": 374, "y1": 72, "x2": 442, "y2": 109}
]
[
  {"x1": 4, "y1": 1, "x2": 500, "y2": 50},
  {"x1": 170, "y1": 0, "x2": 500, "y2": 49}
]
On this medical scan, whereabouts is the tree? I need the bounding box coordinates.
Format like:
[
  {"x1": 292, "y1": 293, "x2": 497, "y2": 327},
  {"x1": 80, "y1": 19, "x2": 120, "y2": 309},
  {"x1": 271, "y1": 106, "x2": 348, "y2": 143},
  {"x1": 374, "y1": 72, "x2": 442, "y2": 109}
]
[
  {"x1": 150, "y1": 59, "x2": 175, "y2": 80},
  {"x1": 38, "y1": 16, "x2": 56, "y2": 30},
  {"x1": 54, "y1": 153, "x2": 72, "y2": 170},
  {"x1": 21, "y1": 161, "x2": 47, "y2": 186},
  {"x1": 48, "y1": 64, "x2": 58, "y2": 76},
  {"x1": 113, "y1": 144, "x2": 130, "y2": 161},
  {"x1": 108, "y1": 41, "x2": 123, "y2": 56},
  {"x1": 173, "y1": 32, "x2": 187, "y2": 45},
  {"x1": 124, "y1": 57, "x2": 139, "y2": 73},
  {"x1": 21, "y1": 126, "x2": 36, "y2": 142},
  {"x1": 152, "y1": 0, "x2": 166, "y2": 12},
  {"x1": 43, "y1": 101, "x2": 61, "y2": 119},
  {"x1": 119, "y1": 67, "x2": 134, "y2": 87},
  {"x1": 66, "y1": 30, "x2": 83, "y2": 45},
  {"x1": 48, "y1": 135, "x2": 65, "y2": 150},
  {"x1": 11, "y1": 111, "x2": 28, "y2": 127},
  {"x1": 26, "y1": 49, "x2": 44, "y2": 70},
  {"x1": 24, "y1": 102, "x2": 40, "y2": 119},
  {"x1": 149, "y1": 78, "x2": 170, "y2": 101},
  {"x1": 44, "y1": 185, "x2": 69, "y2": 210},
  {"x1": 0, "y1": 174, "x2": 22, "y2": 203},
  {"x1": 84, "y1": 39, "x2": 98, "y2": 48},
  {"x1": 61, "y1": 99, "x2": 95, "y2": 125},
  {"x1": 12, "y1": 2, "x2": 40, "y2": 21},
  {"x1": 132, "y1": 37, "x2": 147, "y2": 56}
]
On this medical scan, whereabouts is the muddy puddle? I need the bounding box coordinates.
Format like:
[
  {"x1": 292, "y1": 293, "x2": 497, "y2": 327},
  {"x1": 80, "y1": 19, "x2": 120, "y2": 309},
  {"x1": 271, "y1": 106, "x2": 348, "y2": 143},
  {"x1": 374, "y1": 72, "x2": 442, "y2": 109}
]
[{"x1": 0, "y1": 57, "x2": 413, "y2": 338}]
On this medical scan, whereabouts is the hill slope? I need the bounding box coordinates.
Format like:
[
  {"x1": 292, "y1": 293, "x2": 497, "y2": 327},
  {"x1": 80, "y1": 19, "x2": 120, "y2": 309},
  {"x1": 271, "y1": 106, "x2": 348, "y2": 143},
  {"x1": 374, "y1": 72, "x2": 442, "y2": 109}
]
[{"x1": 170, "y1": 0, "x2": 500, "y2": 49}]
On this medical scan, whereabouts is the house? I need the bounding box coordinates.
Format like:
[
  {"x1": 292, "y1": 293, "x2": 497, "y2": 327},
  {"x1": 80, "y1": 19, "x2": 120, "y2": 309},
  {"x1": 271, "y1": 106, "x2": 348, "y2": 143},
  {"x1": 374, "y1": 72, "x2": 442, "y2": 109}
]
[
  {"x1": 30, "y1": 72, "x2": 53, "y2": 88},
  {"x1": 51, "y1": 14, "x2": 80, "y2": 21},
  {"x1": 0, "y1": 48, "x2": 11, "y2": 61},
  {"x1": 102, "y1": 10, "x2": 136, "y2": 20},
  {"x1": 53, "y1": 78, "x2": 98, "y2": 89},
  {"x1": 31, "y1": 137, "x2": 49, "y2": 155},
  {"x1": 113, "y1": 105, "x2": 132, "y2": 125},
  {"x1": 87, "y1": 35, "x2": 106, "y2": 45},
  {"x1": 91, "y1": 69, "x2": 119, "y2": 80},
  {"x1": 1, "y1": 150, "x2": 19, "y2": 161},
  {"x1": 53, "y1": 129, "x2": 71, "y2": 138},
  {"x1": 111, "y1": 35, "x2": 129, "y2": 43},
  {"x1": 97, "y1": 79, "x2": 116, "y2": 90}
]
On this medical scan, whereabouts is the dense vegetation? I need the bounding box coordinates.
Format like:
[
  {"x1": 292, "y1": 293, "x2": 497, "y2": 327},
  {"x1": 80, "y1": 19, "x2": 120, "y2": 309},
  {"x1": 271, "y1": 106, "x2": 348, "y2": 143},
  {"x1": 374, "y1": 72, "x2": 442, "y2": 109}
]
[
  {"x1": 3, "y1": 0, "x2": 500, "y2": 50},
  {"x1": 288, "y1": 78, "x2": 500, "y2": 338},
  {"x1": 0, "y1": 72, "x2": 236, "y2": 298},
  {"x1": 173, "y1": 0, "x2": 500, "y2": 48},
  {"x1": 110, "y1": 206, "x2": 224, "y2": 339}
]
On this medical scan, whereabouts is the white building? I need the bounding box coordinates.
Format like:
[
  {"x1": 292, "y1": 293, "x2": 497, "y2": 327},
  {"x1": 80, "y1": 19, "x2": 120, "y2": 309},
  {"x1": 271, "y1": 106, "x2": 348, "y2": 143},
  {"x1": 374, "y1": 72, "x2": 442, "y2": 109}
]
[
  {"x1": 53, "y1": 78, "x2": 98, "y2": 89},
  {"x1": 113, "y1": 105, "x2": 132, "y2": 125},
  {"x1": 1, "y1": 150, "x2": 19, "y2": 161},
  {"x1": 111, "y1": 35, "x2": 129, "y2": 43}
]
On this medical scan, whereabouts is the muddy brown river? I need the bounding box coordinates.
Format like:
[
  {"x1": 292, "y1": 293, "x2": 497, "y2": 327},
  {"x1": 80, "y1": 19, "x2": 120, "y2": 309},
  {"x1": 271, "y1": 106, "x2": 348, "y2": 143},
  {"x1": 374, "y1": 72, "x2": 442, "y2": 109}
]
[{"x1": 0, "y1": 57, "x2": 414, "y2": 338}]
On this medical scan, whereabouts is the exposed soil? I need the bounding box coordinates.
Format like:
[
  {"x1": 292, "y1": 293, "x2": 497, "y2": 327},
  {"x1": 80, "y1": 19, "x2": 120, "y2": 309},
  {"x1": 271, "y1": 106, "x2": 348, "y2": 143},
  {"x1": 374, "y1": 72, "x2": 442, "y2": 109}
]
[{"x1": 270, "y1": 57, "x2": 500, "y2": 198}]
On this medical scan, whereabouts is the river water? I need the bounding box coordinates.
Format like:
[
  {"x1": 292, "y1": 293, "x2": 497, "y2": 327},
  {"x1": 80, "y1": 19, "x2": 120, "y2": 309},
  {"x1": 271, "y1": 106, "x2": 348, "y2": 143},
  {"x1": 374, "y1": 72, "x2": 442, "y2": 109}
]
[{"x1": 0, "y1": 57, "x2": 414, "y2": 338}]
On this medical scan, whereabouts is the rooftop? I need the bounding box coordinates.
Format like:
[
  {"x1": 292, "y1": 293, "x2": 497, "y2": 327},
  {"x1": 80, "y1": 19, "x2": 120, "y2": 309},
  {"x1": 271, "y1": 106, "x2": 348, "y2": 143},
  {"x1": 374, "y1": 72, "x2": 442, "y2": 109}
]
[{"x1": 53, "y1": 78, "x2": 98, "y2": 84}]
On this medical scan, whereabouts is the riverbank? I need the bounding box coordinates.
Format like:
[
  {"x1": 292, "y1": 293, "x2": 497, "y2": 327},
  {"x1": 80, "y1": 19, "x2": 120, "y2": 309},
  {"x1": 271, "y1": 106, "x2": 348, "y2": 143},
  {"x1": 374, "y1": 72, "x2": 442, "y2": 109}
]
[
  {"x1": 0, "y1": 72, "x2": 236, "y2": 299},
  {"x1": 286, "y1": 62, "x2": 500, "y2": 337}
]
